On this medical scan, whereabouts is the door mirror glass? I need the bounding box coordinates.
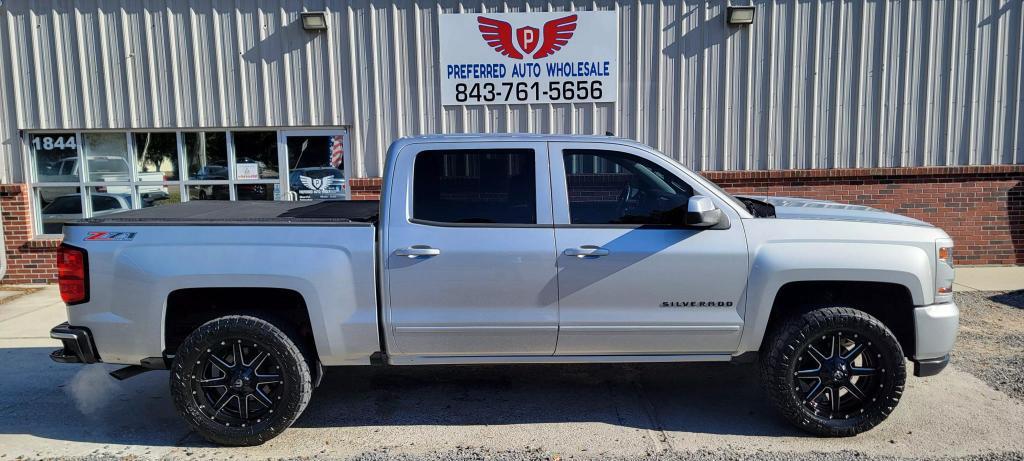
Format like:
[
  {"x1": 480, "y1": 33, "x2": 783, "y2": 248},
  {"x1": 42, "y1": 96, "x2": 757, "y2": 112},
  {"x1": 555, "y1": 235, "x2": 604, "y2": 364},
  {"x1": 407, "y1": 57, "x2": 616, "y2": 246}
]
[{"x1": 685, "y1": 195, "x2": 725, "y2": 227}]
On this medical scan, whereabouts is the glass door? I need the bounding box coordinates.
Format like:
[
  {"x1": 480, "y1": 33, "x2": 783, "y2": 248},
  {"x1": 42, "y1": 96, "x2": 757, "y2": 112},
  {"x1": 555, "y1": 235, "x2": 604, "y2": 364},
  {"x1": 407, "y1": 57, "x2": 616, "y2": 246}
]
[{"x1": 280, "y1": 130, "x2": 350, "y2": 201}]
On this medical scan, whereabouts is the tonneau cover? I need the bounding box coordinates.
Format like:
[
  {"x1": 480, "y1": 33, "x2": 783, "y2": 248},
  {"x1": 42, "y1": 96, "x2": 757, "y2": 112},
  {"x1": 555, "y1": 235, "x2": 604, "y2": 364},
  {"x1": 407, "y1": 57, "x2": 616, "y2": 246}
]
[{"x1": 71, "y1": 200, "x2": 380, "y2": 225}]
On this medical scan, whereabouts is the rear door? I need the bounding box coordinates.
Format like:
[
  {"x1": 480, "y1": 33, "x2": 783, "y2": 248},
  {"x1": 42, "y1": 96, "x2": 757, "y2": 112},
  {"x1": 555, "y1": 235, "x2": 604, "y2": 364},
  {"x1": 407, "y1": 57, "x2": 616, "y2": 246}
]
[
  {"x1": 550, "y1": 142, "x2": 749, "y2": 355},
  {"x1": 383, "y1": 142, "x2": 559, "y2": 357}
]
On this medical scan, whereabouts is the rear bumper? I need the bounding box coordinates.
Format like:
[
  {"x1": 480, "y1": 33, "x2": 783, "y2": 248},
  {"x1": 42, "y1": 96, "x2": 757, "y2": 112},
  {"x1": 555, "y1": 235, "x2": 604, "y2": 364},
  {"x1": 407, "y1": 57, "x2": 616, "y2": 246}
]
[
  {"x1": 49, "y1": 322, "x2": 99, "y2": 364},
  {"x1": 911, "y1": 301, "x2": 959, "y2": 377}
]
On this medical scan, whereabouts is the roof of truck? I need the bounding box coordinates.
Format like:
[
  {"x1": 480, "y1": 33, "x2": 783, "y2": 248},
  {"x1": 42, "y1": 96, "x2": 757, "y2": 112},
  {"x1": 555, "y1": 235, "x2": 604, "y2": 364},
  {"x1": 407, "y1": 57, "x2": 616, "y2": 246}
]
[{"x1": 389, "y1": 133, "x2": 654, "y2": 148}]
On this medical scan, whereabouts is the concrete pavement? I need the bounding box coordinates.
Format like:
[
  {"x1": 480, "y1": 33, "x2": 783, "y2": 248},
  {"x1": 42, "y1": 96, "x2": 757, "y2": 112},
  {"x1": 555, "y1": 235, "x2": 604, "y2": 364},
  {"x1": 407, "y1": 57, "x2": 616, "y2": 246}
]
[
  {"x1": 953, "y1": 266, "x2": 1024, "y2": 292},
  {"x1": 0, "y1": 278, "x2": 1023, "y2": 459}
]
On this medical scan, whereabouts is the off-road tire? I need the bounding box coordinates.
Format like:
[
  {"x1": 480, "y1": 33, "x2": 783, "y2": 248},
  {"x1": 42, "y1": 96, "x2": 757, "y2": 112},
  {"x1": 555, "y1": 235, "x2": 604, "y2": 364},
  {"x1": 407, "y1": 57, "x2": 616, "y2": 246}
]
[
  {"x1": 170, "y1": 315, "x2": 313, "y2": 446},
  {"x1": 761, "y1": 307, "x2": 906, "y2": 436}
]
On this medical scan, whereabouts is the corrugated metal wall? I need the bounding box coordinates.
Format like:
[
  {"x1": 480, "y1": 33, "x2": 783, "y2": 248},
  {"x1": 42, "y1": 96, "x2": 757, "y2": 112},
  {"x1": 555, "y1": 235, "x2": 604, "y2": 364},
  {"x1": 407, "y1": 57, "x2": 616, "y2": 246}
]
[{"x1": 0, "y1": 0, "x2": 1021, "y2": 182}]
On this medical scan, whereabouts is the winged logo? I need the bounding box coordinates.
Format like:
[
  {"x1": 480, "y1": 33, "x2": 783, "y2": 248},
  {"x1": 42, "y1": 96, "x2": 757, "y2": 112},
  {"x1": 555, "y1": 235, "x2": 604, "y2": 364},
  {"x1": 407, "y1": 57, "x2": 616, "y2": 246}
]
[
  {"x1": 299, "y1": 175, "x2": 338, "y2": 192},
  {"x1": 477, "y1": 14, "x2": 578, "y2": 60}
]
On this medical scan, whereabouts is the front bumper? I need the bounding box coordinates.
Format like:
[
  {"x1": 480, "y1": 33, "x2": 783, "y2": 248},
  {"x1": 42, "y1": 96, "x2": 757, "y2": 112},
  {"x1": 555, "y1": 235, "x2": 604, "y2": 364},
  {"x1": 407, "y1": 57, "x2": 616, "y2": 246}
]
[
  {"x1": 910, "y1": 301, "x2": 959, "y2": 377},
  {"x1": 49, "y1": 322, "x2": 99, "y2": 364}
]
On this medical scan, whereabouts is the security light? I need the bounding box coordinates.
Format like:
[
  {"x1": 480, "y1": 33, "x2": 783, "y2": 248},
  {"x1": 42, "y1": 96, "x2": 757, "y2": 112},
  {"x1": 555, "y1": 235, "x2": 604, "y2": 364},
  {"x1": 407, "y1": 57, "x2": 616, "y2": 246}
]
[
  {"x1": 726, "y1": 6, "x2": 756, "y2": 26},
  {"x1": 301, "y1": 12, "x2": 328, "y2": 31}
]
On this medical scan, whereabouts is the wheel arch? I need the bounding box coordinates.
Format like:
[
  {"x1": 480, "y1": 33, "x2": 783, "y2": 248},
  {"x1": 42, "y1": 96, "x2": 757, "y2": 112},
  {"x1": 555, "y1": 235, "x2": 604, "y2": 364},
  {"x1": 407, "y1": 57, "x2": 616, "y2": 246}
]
[
  {"x1": 738, "y1": 243, "x2": 933, "y2": 355},
  {"x1": 164, "y1": 287, "x2": 318, "y2": 360},
  {"x1": 756, "y1": 281, "x2": 917, "y2": 357}
]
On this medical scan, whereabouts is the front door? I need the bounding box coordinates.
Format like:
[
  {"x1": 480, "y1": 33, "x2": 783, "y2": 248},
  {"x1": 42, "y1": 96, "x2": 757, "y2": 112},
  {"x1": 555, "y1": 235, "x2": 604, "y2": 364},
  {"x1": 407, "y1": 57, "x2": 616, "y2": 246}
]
[
  {"x1": 550, "y1": 143, "x2": 748, "y2": 355},
  {"x1": 384, "y1": 142, "x2": 559, "y2": 357}
]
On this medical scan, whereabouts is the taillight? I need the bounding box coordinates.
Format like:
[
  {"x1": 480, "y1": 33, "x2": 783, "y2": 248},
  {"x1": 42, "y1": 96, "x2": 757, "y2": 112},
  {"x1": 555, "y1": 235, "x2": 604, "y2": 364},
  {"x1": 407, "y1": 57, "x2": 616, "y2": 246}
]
[{"x1": 57, "y1": 244, "x2": 89, "y2": 304}]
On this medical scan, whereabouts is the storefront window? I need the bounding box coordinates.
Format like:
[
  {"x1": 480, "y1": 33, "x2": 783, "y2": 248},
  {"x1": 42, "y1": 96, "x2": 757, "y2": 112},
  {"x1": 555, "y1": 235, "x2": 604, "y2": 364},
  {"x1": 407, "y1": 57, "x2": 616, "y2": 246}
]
[
  {"x1": 188, "y1": 184, "x2": 229, "y2": 200},
  {"x1": 138, "y1": 186, "x2": 180, "y2": 207},
  {"x1": 232, "y1": 131, "x2": 279, "y2": 179},
  {"x1": 184, "y1": 132, "x2": 228, "y2": 180},
  {"x1": 31, "y1": 133, "x2": 80, "y2": 183},
  {"x1": 29, "y1": 129, "x2": 348, "y2": 235},
  {"x1": 82, "y1": 133, "x2": 130, "y2": 182},
  {"x1": 236, "y1": 184, "x2": 275, "y2": 200},
  {"x1": 37, "y1": 186, "x2": 81, "y2": 234},
  {"x1": 134, "y1": 132, "x2": 179, "y2": 181},
  {"x1": 286, "y1": 135, "x2": 347, "y2": 200}
]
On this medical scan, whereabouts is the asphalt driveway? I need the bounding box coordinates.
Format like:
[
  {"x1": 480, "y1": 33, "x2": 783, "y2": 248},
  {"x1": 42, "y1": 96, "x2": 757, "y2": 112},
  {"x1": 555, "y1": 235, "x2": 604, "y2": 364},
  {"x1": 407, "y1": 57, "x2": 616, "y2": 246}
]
[{"x1": 1, "y1": 286, "x2": 1023, "y2": 460}]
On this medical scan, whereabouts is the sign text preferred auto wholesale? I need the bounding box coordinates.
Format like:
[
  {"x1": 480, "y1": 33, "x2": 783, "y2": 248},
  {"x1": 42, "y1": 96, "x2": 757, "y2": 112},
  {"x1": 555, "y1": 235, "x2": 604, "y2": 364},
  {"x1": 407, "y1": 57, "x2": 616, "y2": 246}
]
[{"x1": 439, "y1": 11, "x2": 618, "y2": 105}]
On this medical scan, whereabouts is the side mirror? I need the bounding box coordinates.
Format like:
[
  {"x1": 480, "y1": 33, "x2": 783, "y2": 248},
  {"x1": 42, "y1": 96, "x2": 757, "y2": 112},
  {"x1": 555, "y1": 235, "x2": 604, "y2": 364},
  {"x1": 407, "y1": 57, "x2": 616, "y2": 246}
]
[{"x1": 685, "y1": 195, "x2": 724, "y2": 227}]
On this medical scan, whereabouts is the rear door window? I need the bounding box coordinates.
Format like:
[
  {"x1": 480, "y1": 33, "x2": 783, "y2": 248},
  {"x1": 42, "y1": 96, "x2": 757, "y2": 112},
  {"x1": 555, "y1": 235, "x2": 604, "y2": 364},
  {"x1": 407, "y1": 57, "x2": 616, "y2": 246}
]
[{"x1": 412, "y1": 149, "x2": 536, "y2": 225}]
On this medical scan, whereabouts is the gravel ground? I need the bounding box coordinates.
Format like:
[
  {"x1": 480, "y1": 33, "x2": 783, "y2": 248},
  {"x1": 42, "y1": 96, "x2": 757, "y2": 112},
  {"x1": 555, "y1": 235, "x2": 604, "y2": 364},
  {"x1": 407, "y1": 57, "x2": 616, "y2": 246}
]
[
  {"x1": 43, "y1": 447, "x2": 1024, "y2": 461},
  {"x1": 951, "y1": 290, "x2": 1024, "y2": 402},
  {"x1": 342, "y1": 448, "x2": 1024, "y2": 461}
]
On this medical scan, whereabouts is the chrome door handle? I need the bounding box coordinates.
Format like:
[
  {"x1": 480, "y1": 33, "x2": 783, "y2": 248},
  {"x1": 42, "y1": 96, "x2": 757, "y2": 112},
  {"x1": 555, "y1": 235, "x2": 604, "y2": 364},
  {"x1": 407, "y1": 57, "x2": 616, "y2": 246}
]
[
  {"x1": 564, "y1": 245, "x2": 610, "y2": 258},
  {"x1": 394, "y1": 246, "x2": 441, "y2": 258}
]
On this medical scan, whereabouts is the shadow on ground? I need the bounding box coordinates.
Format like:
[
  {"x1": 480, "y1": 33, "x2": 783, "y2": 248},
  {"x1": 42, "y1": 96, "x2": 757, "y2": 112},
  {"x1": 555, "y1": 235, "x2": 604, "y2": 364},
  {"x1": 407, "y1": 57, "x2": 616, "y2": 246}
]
[
  {"x1": 988, "y1": 290, "x2": 1024, "y2": 309},
  {"x1": 0, "y1": 346, "x2": 802, "y2": 448}
]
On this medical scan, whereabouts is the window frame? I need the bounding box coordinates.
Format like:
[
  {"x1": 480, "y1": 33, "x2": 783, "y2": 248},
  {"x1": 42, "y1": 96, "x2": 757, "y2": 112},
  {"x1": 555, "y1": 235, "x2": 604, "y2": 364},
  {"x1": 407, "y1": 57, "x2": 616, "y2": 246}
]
[
  {"x1": 548, "y1": 141, "x2": 744, "y2": 228},
  {"x1": 24, "y1": 128, "x2": 350, "y2": 237}
]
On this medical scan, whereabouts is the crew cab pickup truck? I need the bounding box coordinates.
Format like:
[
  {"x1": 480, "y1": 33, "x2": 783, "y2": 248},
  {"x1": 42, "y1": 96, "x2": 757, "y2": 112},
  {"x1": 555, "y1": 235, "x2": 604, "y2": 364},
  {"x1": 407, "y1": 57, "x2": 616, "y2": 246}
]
[{"x1": 50, "y1": 134, "x2": 958, "y2": 446}]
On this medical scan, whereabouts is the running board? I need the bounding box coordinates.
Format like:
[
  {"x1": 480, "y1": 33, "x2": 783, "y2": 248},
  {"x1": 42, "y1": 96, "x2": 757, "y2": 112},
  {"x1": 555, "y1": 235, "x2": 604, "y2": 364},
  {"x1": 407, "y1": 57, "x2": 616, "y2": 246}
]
[
  {"x1": 109, "y1": 365, "x2": 152, "y2": 380},
  {"x1": 387, "y1": 353, "x2": 735, "y2": 366}
]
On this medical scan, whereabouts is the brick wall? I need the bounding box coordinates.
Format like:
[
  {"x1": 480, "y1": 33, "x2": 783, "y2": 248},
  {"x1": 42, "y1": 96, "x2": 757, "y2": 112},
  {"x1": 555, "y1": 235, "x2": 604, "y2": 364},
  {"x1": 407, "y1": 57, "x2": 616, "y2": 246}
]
[
  {"x1": 349, "y1": 178, "x2": 382, "y2": 200},
  {"x1": 1, "y1": 166, "x2": 1021, "y2": 283},
  {"x1": 0, "y1": 184, "x2": 61, "y2": 284}
]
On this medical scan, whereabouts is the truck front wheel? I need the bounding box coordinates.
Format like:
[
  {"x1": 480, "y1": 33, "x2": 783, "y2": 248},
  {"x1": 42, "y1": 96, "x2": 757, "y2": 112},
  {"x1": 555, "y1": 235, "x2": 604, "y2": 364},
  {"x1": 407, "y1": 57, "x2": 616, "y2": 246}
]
[
  {"x1": 170, "y1": 315, "x2": 313, "y2": 446},
  {"x1": 760, "y1": 307, "x2": 906, "y2": 436}
]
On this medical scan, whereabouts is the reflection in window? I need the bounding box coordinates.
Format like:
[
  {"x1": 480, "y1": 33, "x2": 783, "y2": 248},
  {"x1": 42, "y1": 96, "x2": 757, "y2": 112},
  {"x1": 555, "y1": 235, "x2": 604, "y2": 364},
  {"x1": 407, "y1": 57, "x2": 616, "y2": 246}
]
[
  {"x1": 134, "y1": 133, "x2": 179, "y2": 181},
  {"x1": 31, "y1": 133, "x2": 80, "y2": 183},
  {"x1": 139, "y1": 186, "x2": 181, "y2": 207},
  {"x1": 236, "y1": 184, "x2": 275, "y2": 200},
  {"x1": 37, "y1": 187, "x2": 81, "y2": 234},
  {"x1": 232, "y1": 131, "x2": 279, "y2": 179},
  {"x1": 83, "y1": 133, "x2": 130, "y2": 182},
  {"x1": 188, "y1": 185, "x2": 229, "y2": 200},
  {"x1": 563, "y1": 150, "x2": 693, "y2": 225},
  {"x1": 184, "y1": 132, "x2": 228, "y2": 180},
  {"x1": 413, "y1": 149, "x2": 536, "y2": 224},
  {"x1": 87, "y1": 186, "x2": 134, "y2": 216},
  {"x1": 287, "y1": 135, "x2": 347, "y2": 200}
]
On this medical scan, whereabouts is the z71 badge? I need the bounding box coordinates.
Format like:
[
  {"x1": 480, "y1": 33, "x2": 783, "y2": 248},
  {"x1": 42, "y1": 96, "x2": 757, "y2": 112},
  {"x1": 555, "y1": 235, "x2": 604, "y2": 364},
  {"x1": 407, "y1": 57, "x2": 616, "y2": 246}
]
[{"x1": 84, "y1": 231, "x2": 137, "y2": 241}]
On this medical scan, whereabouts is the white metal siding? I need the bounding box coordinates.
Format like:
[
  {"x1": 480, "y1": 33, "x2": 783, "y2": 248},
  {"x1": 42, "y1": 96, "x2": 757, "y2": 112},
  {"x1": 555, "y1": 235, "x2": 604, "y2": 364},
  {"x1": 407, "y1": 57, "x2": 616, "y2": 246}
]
[{"x1": 0, "y1": 0, "x2": 1021, "y2": 182}]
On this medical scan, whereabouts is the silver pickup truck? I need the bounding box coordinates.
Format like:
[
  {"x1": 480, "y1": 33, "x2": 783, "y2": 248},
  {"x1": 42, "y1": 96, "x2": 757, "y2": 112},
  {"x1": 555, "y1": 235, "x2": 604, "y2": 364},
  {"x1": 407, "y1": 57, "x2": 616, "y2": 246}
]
[{"x1": 50, "y1": 134, "x2": 958, "y2": 446}]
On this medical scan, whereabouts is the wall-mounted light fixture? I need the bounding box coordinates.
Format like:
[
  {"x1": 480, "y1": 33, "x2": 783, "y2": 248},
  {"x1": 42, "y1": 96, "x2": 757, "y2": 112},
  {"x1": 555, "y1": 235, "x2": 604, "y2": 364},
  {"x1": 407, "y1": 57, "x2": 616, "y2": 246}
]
[
  {"x1": 301, "y1": 11, "x2": 328, "y2": 31},
  {"x1": 726, "y1": 6, "x2": 756, "y2": 26}
]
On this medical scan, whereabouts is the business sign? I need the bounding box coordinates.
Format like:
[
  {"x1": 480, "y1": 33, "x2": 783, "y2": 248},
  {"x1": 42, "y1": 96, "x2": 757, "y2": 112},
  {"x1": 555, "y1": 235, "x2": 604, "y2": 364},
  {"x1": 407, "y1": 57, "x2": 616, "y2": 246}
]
[{"x1": 439, "y1": 11, "x2": 618, "y2": 105}]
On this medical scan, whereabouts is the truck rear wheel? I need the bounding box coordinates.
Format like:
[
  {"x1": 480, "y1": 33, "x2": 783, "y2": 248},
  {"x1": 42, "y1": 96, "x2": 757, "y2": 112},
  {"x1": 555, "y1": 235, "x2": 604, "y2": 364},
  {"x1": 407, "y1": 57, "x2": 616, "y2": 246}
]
[
  {"x1": 760, "y1": 307, "x2": 906, "y2": 436},
  {"x1": 170, "y1": 315, "x2": 312, "y2": 446}
]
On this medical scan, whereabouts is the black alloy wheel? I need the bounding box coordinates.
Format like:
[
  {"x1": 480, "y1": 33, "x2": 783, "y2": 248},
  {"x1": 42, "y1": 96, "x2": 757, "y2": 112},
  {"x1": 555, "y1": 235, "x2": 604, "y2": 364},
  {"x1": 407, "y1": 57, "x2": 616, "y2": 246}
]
[
  {"x1": 193, "y1": 338, "x2": 284, "y2": 426},
  {"x1": 171, "y1": 315, "x2": 312, "y2": 446},
  {"x1": 761, "y1": 307, "x2": 906, "y2": 436},
  {"x1": 791, "y1": 331, "x2": 882, "y2": 418}
]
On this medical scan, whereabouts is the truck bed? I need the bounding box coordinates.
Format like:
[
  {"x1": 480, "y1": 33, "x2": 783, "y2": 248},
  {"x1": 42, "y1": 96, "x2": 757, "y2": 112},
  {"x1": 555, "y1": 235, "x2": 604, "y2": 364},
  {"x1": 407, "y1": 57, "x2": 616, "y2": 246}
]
[{"x1": 71, "y1": 200, "x2": 380, "y2": 226}]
